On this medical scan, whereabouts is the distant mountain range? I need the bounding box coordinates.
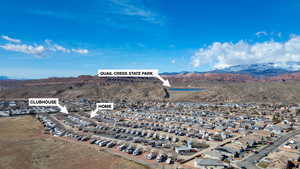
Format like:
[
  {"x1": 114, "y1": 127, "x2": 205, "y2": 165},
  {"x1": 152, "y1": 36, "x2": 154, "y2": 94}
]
[
  {"x1": 1, "y1": 62, "x2": 300, "y2": 81},
  {"x1": 162, "y1": 62, "x2": 300, "y2": 77}
]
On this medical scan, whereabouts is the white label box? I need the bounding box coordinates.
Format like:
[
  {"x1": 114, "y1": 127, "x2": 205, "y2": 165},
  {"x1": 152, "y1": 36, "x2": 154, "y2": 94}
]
[
  {"x1": 29, "y1": 98, "x2": 59, "y2": 106},
  {"x1": 96, "y1": 103, "x2": 114, "y2": 110},
  {"x1": 98, "y1": 69, "x2": 159, "y2": 77}
]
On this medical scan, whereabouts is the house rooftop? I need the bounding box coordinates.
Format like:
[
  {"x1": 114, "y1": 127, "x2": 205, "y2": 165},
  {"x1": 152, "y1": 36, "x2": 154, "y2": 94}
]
[{"x1": 194, "y1": 158, "x2": 227, "y2": 167}]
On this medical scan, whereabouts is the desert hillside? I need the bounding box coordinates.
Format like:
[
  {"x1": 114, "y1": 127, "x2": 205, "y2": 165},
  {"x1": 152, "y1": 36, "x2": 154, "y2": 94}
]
[{"x1": 1, "y1": 75, "x2": 300, "y2": 103}]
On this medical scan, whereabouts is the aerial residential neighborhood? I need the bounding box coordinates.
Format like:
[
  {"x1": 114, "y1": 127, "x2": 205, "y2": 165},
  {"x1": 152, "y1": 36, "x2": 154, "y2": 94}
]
[
  {"x1": 2, "y1": 99, "x2": 300, "y2": 169},
  {"x1": 1, "y1": 0, "x2": 300, "y2": 169}
]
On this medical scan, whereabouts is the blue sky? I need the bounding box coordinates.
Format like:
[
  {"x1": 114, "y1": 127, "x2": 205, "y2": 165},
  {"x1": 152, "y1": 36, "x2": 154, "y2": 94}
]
[{"x1": 1, "y1": 0, "x2": 300, "y2": 78}]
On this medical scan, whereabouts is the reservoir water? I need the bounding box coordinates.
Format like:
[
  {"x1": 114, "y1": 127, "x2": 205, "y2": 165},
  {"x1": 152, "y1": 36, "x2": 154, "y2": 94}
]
[{"x1": 169, "y1": 88, "x2": 206, "y2": 92}]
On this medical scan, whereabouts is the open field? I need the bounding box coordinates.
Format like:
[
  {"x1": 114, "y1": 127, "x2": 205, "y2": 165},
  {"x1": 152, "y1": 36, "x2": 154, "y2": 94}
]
[{"x1": 0, "y1": 116, "x2": 149, "y2": 169}]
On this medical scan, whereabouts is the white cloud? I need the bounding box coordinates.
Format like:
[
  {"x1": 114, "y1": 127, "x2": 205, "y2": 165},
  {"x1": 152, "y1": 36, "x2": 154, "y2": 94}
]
[
  {"x1": 0, "y1": 43, "x2": 45, "y2": 56},
  {"x1": 255, "y1": 31, "x2": 268, "y2": 37},
  {"x1": 71, "y1": 48, "x2": 89, "y2": 54},
  {"x1": 52, "y1": 44, "x2": 71, "y2": 53},
  {"x1": 45, "y1": 40, "x2": 81, "y2": 54},
  {"x1": 0, "y1": 36, "x2": 89, "y2": 56},
  {"x1": 1, "y1": 35, "x2": 21, "y2": 43},
  {"x1": 0, "y1": 38, "x2": 89, "y2": 57},
  {"x1": 171, "y1": 59, "x2": 176, "y2": 64},
  {"x1": 256, "y1": 31, "x2": 283, "y2": 38},
  {"x1": 191, "y1": 35, "x2": 300, "y2": 69},
  {"x1": 109, "y1": 0, "x2": 163, "y2": 24},
  {"x1": 29, "y1": 0, "x2": 164, "y2": 30}
]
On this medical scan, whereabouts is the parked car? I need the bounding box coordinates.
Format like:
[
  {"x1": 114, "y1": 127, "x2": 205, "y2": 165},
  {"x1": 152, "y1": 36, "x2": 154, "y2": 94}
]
[
  {"x1": 156, "y1": 153, "x2": 167, "y2": 162},
  {"x1": 99, "y1": 140, "x2": 109, "y2": 147},
  {"x1": 133, "y1": 148, "x2": 142, "y2": 156},
  {"x1": 145, "y1": 152, "x2": 157, "y2": 160},
  {"x1": 165, "y1": 157, "x2": 174, "y2": 164},
  {"x1": 106, "y1": 142, "x2": 116, "y2": 148},
  {"x1": 89, "y1": 138, "x2": 97, "y2": 144},
  {"x1": 118, "y1": 144, "x2": 127, "y2": 151},
  {"x1": 80, "y1": 136, "x2": 89, "y2": 141},
  {"x1": 126, "y1": 146, "x2": 135, "y2": 154}
]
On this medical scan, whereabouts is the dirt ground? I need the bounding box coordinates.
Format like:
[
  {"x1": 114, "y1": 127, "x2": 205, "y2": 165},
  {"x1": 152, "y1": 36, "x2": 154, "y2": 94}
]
[{"x1": 0, "y1": 116, "x2": 149, "y2": 169}]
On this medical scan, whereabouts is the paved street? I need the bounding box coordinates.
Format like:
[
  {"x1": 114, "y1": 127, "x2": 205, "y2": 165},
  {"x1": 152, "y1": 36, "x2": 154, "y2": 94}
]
[{"x1": 237, "y1": 129, "x2": 300, "y2": 169}]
